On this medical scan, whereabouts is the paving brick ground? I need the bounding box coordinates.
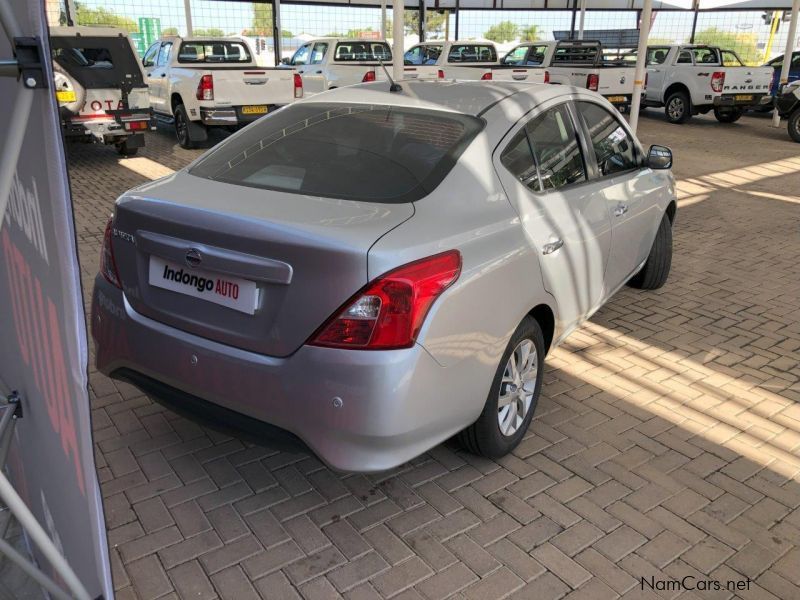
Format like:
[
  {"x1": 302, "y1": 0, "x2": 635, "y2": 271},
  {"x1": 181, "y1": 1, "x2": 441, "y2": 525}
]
[{"x1": 66, "y1": 110, "x2": 800, "y2": 600}]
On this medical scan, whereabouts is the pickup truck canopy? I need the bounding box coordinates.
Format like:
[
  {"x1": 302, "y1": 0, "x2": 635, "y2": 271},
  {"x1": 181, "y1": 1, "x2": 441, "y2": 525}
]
[{"x1": 50, "y1": 34, "x2": 145, "y2": 91}]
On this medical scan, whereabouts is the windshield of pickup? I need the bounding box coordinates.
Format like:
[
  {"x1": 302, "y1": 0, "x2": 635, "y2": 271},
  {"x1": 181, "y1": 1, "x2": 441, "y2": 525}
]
[
  {"x1": 448, "y1": 44, "x2": 497, "y2": 63},
  {"x1": 177, "y1": 41, "x2": 252, "y2": 63},
  {"x1": 334, "y1": 42, "x2": 392, "y2": 62},
  {"x1": 189, "y1": 103, "x2": 483, "y2": 203}
]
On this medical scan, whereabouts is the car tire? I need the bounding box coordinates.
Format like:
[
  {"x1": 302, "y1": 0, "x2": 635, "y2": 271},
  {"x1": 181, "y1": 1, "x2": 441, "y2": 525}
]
[
  {"x1": 665, "y1": 91, "x2": 691, "y2": 124},
  {"x1": 457, "y1": 316, "x2": 544, "y2": 459},
  {"x1": 714, "y1": 106, "x2": 743, "y2": 123},
  {"x1": 116, "y1": 141, "x2": 138, "y2": 157},
  {"x1": 789, "y1": 108, "x2": 800, "y2": 143},
  {"x1": 174, "y1": 104, "x2": 206, "y2": 149},
  {"x1": 628, "y1": 214, "x2": 673, "y2": 290}
]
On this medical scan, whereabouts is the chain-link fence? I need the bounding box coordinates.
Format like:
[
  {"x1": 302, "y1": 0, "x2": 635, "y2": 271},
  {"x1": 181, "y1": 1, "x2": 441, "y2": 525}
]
[{"x1": 47, "y1": 1, "x2": 798, "y2": 65}]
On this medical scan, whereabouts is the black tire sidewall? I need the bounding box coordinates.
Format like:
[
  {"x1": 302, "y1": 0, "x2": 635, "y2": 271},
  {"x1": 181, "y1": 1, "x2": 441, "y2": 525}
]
[
  {"x1": 174, "y1": 105, "x2": 192, "y2": 148},
  {"x1": 789, "y1": 109, "x2": 800, "y2": 143},
  {"x1": 474, "y1": 318, "x2": 545, "y2": 457}
]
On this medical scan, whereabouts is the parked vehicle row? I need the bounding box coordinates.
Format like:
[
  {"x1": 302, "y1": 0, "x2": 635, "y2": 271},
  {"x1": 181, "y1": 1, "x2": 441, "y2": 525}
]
[{"x1": 91, "y1": 79, "x2": 677, "y2": 471}]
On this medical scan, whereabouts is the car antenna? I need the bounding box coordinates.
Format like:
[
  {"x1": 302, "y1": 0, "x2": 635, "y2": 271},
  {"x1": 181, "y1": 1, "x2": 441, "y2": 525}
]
[{"x1": 378, "y1": 59, "x2": 403, "y2": 92}]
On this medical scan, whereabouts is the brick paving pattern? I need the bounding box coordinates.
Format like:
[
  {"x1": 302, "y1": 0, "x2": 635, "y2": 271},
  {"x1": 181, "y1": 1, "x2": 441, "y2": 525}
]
[{"x1": 67, "y1": 112, "x2": 800, "y2": 599}]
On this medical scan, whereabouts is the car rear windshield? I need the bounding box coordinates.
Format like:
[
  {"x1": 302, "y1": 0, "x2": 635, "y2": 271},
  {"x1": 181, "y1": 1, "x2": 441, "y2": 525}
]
[
  {"x1": 334, "y1": 42, "x2": 392, "y2": 62},
  {"x1": 447, "y1": 44, "x2": 497, "y2": 63},
  {"x1": 189, "y1": 103, "x2": 484, "y2": 203},
  {"x1": 178, "y1": 41, "x2": 252, "y2": 63}
]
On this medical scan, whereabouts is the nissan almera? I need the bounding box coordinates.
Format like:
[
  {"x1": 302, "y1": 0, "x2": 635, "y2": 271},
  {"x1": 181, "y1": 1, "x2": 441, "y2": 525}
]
[{"x1": 91, "y1": 80, "x2": 676, "y2": 471}]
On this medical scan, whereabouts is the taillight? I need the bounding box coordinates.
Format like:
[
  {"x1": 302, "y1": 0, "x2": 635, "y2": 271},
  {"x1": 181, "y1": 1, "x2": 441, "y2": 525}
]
[
  {"x1": 438, "y1": 69, "x2": 445, "y2": 79},
  {"x1": 711, "y1": 71, "x2": 725, "y2": 93},
  {"x1": 309, "y1": 250, "x2": 462, "y2": 350},
  {"x1": 362, "y1": 70, "x2": 376, "y2": 83},
  {"x1": 587, "y1": 73, "x2": 599, "y2": 91},
  {"x1": 293, "y1": 73, "x2": 303, "y2": 98},
  {"x1": 100, "y1": 218, "x2": 121, "y2": 289},
  {"x1": 196, "y1": 74, "x2": 213, "y2": 100},
  {"x1": 544, "y1": 70, "x2": 550, "y2": 84},
  {"x1": 480, "y1": 72, "x2": 493, "y2": 81}
]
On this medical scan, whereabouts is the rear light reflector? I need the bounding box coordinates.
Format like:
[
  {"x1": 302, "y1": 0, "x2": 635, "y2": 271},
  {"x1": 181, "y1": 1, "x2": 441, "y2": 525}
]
[
  {"x1": 711, "y1": 71, "x2": 725, "y2": 93},
  {"x1": 587, "y1": 73, "x2": 599, "y2": 91},
  {"x1": 196, "y1": 74, "x2": 214, "y2": 100},
  {"x1": 309, "y1": 250, "x2": 462, "y2": 350},
  {"x1": 100, "y1": 217, "x2": 122, "y2": 289},
  {"x1": 480, "y1": 72, "x2": 493, "y2": 80},
  {"x1": 438, "y1": 69, "x2": 445, "y2": 79},
  {"x1": 544, "y1": 70, "x2": 550, "y2": 84},
  {"x1": 362, "y1": 70, "x2": 376, "y2": 83},
  {"x1": 125, "y1": 120, "x2": 148, "y2": 131},
  {"x1": 293, "y1": 73, "x2": 303, "y2": 98}
]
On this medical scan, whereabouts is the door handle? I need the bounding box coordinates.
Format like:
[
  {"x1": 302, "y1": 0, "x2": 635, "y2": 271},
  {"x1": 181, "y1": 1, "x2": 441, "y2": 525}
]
[
  {"x1": 542, "y1": 238, "x2": 564, "y2": 255},
  {"x1": 614, "y1": 203, "x2": 629, "y2": 217},
  {"x1": 160, "y1": 73, "x2": 166, "y2": 77},
  {"x1": 315, "y1": 70, "x2": 322, "y2": 74}
]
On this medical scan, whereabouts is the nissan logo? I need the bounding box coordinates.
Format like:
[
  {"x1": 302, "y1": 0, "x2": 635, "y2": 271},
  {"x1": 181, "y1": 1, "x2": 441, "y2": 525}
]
[{"x1": 185, "y1": 248, "x2": 202, "y2": 268}]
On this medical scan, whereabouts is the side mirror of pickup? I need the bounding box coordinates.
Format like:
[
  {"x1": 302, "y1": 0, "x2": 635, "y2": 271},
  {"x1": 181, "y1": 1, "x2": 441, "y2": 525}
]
[
  {"x1": 647, "y1": 144, "x2": 673, "y2": 170},
  {"x1": 280, "y1": 57, "x2": 292, "y2": 66}
]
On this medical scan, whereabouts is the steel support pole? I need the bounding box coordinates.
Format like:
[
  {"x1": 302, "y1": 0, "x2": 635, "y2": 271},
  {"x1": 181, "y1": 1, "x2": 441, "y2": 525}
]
[
  {"x1": 381, "y1": 0, "x2": 387, "y2": 38},
  {"x1": 578, "y1": 0, "x2": 586, "y2": 40},
  {"x1": 183, "y1": 0, "x2": 193, "y2": 36},
  {"x1": 689, "y1": 5, "x2": 698, "y2": 43},
  {"x1": 273, "y1": 0, "x2": 282, "y2": 68},
  {"x1": 628, "y1": 0, "x2": 653, "y2": 133},
  {"x1": 392, "y1": 0, "x2": 404, "y2": 81},
  {"x1": 64, "y1": 0, "x2": 76, "y2": 26},
  {"x1": 0, "y1": 538, "x2": 72, "y2": 600},
  {"x1": 773, "y1": 0, "x2": 800, "y2": 127}
]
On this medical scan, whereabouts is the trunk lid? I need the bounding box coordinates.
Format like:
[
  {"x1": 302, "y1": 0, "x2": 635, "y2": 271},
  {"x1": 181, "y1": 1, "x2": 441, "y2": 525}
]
[
  {"x1": 203, "y1": 67, "x2": 296, "y2": 106},
  {"x1": 112, "y1": 171, "x2": 414, "y2": 357},
  {"x1": 720, "y1": 66, "x2": 773, "y2": 96}
]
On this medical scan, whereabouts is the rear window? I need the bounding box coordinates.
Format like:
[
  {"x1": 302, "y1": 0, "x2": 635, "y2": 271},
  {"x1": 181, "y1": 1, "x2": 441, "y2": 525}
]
[
  {"x1": 189, "y1": 103, "x2": 483, "y2": 203},
  {"x1": 50, "y1": 35, "x2": 145, "y2": 90},
  {"x1": 178, "y1": 41, "x2": 251, "y2": 63},
  {"x1": 552, "y1": 44, "x2": 600, "y2": 65},
  {"x1": 334, "y1": 42, "x2": 392, "y2": 62},
  {"x1": 447, "y1": 44, "x2": 497, "y2": 63}
]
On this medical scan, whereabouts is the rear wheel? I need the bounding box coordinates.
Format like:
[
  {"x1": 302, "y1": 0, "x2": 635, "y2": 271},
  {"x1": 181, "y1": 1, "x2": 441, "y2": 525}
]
[
  {"x1": 174, "y1": 103, "x2": 206, "y2": 149},
  {"x1": 789, "y1": 108, "x2": 800, "y2": 143},
  {"x1": 665, "y1": 91, "x2": 691, "y2": 124},
  {"x1": 628, "y1": 214, "x2": 672, "y2": 290},
  {"x1": 457, "y1": 317, "x2": 544, "y2": 458},
  {"x1": 714, "y1": 106, "x2": 743, "y2": 123}
]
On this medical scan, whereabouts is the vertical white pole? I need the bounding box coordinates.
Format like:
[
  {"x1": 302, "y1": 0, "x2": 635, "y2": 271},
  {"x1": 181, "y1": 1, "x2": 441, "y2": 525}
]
[
  {"x1": 628, "y1": 0, "x2": 653, "y2": 134},
  {"x1": 578, "y1": 0, "x2": 586, "y2": 40},
  {"x1": 772, "y1": 0, "x2": 800, "y2": 127},
  {"x1": 273, "y1": 0, "x2": 282, "y2": 68},
  {"x1": 183, "y1": 0, "x2": 193, "y2": 36},
  {"x1": 393, "y1": 0, "x2": 404, "y2": 81},
  {"x1": 381, "y1": 0, "x2": 387, "y2": 39}
]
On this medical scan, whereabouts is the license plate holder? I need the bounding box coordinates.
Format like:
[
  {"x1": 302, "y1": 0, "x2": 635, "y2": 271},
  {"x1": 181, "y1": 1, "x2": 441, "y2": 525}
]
[
  {"x1": 241, "y1": 105, "x2": 268, "y2": 115},
  {"x1": 148, "y1": 256, "x2": 259, "y2": 315},
  {"x1": 734, "y1": 94, "x2": 753, "y2": 102}
]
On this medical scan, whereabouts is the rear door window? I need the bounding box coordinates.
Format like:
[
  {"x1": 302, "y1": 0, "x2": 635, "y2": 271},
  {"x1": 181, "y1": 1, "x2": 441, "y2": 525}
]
[
  {"x1": 692, "y1": 47, "x2": 719, "y2": 65},
  {"x1": 525, "y1": 104, "x2": 587, "y2": 191},
  {"x1": 647, "y1": 47, "x2": 669, "y2": 65},
  {"x1": 677, "y1": 50, "x2": 692, "y2": 64},
  {"x1": 405, "y1": 46, "x2": 424, "y2": 65},
  {"x1": 503, "y1": 46, "x2": 529, "y2": 65},
  {"x1": 157, "y1": 42, "x2": 172, "y2": 67},
  {"x1": 189, "y1": 103, "x2": 483, "y2": 203},
  {"x1": 177, "y1": 41, "x2": 251, "y2": 63},
  {"x1": 334, "y1": 42, "x2": 392, "y2": 62},
  {"x1": 448, "y1": 44, "x2": 497, "y2": 63}
]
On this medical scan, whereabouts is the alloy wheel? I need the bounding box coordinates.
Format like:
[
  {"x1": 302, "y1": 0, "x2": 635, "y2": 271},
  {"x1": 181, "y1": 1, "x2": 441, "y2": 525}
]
[
  {"x1": 497, "y1": 339, "x2": 538, "y2": 436},
  {"x1": 668, "y1": 98, "x2": 684, "y2": 120}
]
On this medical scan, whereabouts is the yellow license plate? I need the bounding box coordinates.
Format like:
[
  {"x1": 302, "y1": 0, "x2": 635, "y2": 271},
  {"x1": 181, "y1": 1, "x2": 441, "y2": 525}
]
[
  {"x1": 606, "y1": 95, "x2": 627, "y2": 103},
  {"x1": 735, "y1": 94, "x2": 753, "y2": 101},
  {"x1": 56, "y1": 90, "x2": 77, "y2": 102},
  {"x1": 241, "y1": 105, "x2": 268, "y2": 115}
]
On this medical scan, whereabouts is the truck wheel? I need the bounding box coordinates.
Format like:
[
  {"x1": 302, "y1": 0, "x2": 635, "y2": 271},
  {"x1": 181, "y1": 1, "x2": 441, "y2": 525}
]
[
  {"x1": 116, "y1": 141, "x2": 138, "y2": 157},
  {"x1": 714, "y1": 107, "x2": 743, "y2": 123},
  {"x1": 173, "y1": 104, "x2": 206, "y2": 149},
  {"x1": 457, "y1": 316, "x2": 544, "y2": 459},
  {"x1": 665, "y1": 91, "x2": 691, "y2": 124},
  {"x1": 788, "y1": 108, "x2": 800, "y2": 143},
  {"x1": 628, "y1": 214, "x2": 672, "y2": 290}
]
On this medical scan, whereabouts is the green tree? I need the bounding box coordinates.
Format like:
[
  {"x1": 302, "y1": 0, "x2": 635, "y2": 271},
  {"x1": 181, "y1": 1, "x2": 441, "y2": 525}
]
[
  {"x1": 520, "y1": 25, "x2": 541, "y2": 42},
  {"x1": 248, "y1": 3, "x2": 273, "y2": 36},
  {"x1": 694, "y1": 27, "x2": 761, "y2": 65},
  {"x1": 484, "y1": 21, "x2": 518, "y2": 43},
  {"x1": 193, "y1": 27, "x2": 225, "y2": 37},
  {"x1": 384, "y1": 11, "x2": 447, "y2": 38},
  {"x1": 74, "y1": 2, "x2": 138, "y2": 32}
]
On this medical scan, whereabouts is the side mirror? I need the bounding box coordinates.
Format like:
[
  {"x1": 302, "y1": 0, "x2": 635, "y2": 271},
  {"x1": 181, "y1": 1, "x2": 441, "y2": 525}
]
[
  {"x1": 280, "y1": 57, "x2": 291, "y2": 65},
  {"x1": 647, "y1": 144, "x2": 672, "y2": 170}
]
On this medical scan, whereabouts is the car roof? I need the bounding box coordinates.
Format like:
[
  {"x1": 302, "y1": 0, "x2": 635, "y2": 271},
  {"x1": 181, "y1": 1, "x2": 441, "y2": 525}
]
[
  {"x1": 50, "y1": 26, "x2": 130, "y2": 38},
  {"x1": 298, "y1": 80, "x2": 576, "y2": 118}
]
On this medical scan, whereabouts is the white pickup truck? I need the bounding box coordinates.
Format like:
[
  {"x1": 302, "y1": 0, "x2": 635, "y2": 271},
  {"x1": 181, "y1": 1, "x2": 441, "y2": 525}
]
[
  {"x1": 642, "y1": 45, "x2": 773, "y2": 123},
  {"x1": 142, "y1": 36, "x2": 302, "y2": 148},
  {"x1": 404, "y1": 40, "x2": 545, "y2": 84},
  {"x1": 501, "y1": 40, "x2": 639, "y2": 110},
  {"x1": 283, "y1": 38, "x2": 440, "y2": 94}
]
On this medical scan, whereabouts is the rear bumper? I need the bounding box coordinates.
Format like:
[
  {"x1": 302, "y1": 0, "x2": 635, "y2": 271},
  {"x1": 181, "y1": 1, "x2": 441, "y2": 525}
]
[
  {"x1": 91, "y1": 276, "x2": 478, "y2": 472},
  {"x1": 714, "y1": 93, "x2": 769, "y2": 108},
  {"x1": 199, "y1": 106, "x2": 273, "y2": 126}
]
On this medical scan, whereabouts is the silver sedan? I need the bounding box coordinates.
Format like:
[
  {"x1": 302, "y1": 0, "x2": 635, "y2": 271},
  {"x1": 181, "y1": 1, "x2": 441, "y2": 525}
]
[{"x1": 91, "y1": 80, "x2": 676, "y2": 472}]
